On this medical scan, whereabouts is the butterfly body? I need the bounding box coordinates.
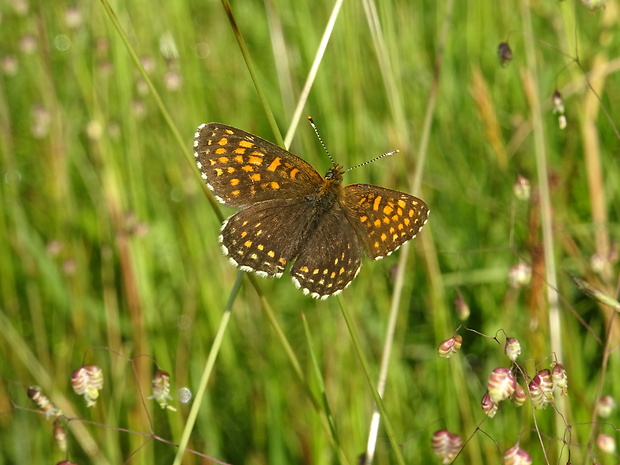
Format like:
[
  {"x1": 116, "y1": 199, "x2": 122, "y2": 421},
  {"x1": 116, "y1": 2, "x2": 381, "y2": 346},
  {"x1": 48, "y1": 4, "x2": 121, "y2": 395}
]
[{"x1": 194, "y1": 122, "x2": 429, "y2": 299}]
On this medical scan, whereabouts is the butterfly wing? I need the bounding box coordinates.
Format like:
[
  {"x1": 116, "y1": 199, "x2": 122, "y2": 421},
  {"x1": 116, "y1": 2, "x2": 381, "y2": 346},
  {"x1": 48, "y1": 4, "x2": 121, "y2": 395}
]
[
  {"x1": 290, "y1": 205, "x2": 362, "y2": 299},
  {"x1": 194, "y1": 123, "x2": 324, "y2": 207},
  {"x1": 219, "y1": 198, "x2": 321, "y2": 277},
  {"x1": 341, "y1": 184, "x2": 429, "y2": 259}
]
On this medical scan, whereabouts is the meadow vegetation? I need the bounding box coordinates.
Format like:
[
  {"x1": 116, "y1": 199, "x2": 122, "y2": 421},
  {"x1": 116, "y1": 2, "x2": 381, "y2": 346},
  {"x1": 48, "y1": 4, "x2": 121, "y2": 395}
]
[{"x1": 0, "y1": 0, "x2": 619, "y2": 464}]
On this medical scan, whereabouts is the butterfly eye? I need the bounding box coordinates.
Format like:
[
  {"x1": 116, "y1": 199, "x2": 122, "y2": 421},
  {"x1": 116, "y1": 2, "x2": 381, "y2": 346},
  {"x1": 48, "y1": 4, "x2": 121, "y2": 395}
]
[{"x1": 324, "y1": 165, "x2": 343, "y2": 181}]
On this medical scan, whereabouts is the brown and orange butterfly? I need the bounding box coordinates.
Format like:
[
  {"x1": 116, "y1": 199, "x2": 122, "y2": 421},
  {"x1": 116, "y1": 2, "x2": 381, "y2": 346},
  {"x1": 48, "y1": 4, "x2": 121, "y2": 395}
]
[{"x1": 194, "y1": 121, "x2": 429, "y2": 299}]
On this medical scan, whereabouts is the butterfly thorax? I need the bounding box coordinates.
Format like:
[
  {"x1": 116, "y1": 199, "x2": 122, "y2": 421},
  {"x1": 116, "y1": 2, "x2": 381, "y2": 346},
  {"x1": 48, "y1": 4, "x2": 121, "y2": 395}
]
[{"x1": 307, "y1": 164, "x2": 344, "y2": 213}]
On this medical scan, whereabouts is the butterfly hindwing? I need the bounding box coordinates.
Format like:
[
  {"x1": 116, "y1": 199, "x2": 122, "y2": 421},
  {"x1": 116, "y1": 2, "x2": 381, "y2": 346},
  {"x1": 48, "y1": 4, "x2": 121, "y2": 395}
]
[
  {"x1": 342, "y1": 184, "x2": 429, "y2": 259},
  {"x1": 219, "y1": 198, "x2": 318, "y2": 277},
  {"x1": 290, "y1": 205, "x2": 362, "y2": 299}
]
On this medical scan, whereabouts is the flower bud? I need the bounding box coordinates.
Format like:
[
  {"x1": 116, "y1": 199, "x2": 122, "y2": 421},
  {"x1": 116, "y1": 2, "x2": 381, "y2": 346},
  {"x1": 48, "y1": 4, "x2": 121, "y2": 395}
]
[
  {"x1": 551, "y1": 362, "x2": 568, "y2": 394},
  {"x1": 558, "y1": 114, "x2": 567, "y2": 130},
  {"x1": 54, "y1": 419, "x2": 67, "y2": 452},
  {"x1": 597, "y1": 433, "x2": 616, "y2": 454},
  {"x1": 508, "y1": 263, "x2": 532, "y2": 288},
  {"x1": 487, "y1": 368, "x2": 516, "y2": 403},
  {"x1": 438, "y1": 335, "x2": 463, "y2": 359},
  {"x1": 582, "y1": 0, "x2": 606, "y2": 12},
  {"x1": 511, "y1": 382, "x2": 527, "y2": 407},
  {"x1": 454, "y1": 295, "x2": 470, "y2": 320},
  {"x1": 503, "y1": 444, "x2": 532, "y2": 465},
  {"x1": 72, "y1": 364, "x2": 104, "y2": 407},
  {"x1": 149, "y1": 369, "x2": 177, "y2": 411},
  {"x1": 513, "y1": 175, "x2": 531, "y2": 201},
  {"x1": 27, "y1": 385, "x2": 61, "y2": 418},
  {"x1": 498, "y1": 42, "x2": 513, "y2": 67},
  {"x1": 431, "y1": 430, "x2": 462, "y2": 464},
  {"x1": 596, "y1": 395, "x2": 616, "y2": 418},
  {"x1": 537, "y1": 369, "x2": 554, "y2": 397},
  {"x1": 552, "y1": 91, "x2": 565, "y2": 115},
  {"x1": 528, "y1": 372, "x2": 551, "y2": 410},
  {"x1": 481, "y1": 392, "x2": 498, "y2": 418},
  {"x1": 504, "y1": 337, "x2": 521, "y2": 362}
]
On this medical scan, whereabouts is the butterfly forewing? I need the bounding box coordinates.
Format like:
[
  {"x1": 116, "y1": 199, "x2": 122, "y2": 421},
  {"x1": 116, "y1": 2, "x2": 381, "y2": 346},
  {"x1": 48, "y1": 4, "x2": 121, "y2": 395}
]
[
  {"x1": 194, "y1": 123, "x2": 324, "y2": 207},
  {"x1": 342, "y1": 184, "x2": 429, "y2": 259}
]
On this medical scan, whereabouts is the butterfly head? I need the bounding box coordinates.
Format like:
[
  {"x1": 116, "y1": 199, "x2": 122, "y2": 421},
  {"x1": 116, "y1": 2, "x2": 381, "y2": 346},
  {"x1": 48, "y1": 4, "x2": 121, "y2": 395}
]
[{"x1": 324, "y1": 164, "x2": 344, "y2": 183}]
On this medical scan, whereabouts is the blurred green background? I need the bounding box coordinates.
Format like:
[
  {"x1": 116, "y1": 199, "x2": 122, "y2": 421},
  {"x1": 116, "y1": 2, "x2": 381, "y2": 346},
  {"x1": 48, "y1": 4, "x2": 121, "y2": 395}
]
[{"x1": 1, "y1": 0, "x2": 619, "y2": 463}]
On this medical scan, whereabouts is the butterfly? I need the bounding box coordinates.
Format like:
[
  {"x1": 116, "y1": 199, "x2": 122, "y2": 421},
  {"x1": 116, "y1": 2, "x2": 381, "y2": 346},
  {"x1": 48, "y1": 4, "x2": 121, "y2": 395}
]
[{"x1": 194, "y1": 121, "x2": 429, "y2": 299}]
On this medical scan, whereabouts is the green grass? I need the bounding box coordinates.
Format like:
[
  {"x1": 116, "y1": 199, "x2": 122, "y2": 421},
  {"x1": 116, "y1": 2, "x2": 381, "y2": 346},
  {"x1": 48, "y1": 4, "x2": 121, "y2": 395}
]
[{"x1": 1, "y1": 0, "x2": 619, "y2": 464}]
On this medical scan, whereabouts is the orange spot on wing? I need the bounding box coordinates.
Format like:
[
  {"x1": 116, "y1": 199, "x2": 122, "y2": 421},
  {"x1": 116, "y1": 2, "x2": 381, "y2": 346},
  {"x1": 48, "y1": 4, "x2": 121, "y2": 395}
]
[{"x1": 267, "y1": 158, "x2": 282, "y2": 171}]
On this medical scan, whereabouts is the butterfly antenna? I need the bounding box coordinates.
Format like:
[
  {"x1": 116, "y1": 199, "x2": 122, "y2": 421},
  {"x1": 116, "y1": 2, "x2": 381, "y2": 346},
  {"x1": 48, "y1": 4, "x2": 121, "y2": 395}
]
[
  {"x1": 343, "y1": 149, "x2": 399, "y2": 174},
  {"x1": 307, "y1": 116, "x2": 337, "y2": 166}
]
